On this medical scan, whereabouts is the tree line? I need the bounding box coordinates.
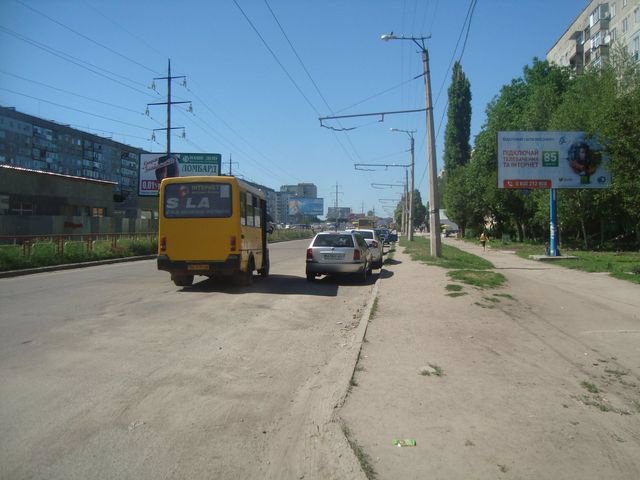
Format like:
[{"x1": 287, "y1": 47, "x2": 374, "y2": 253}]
[{"x1": 440, "y1": 50, "x2": 639, "y2": 250}]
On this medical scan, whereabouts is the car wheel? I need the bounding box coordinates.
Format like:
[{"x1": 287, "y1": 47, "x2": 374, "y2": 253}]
[{"x1": 359, "y1": 263, "x2": 368, "y2": 283}]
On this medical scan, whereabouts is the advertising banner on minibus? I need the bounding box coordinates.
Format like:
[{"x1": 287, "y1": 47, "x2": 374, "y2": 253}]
[
  {"x1": 139, "y1": 153, "x2": 222, "y2": 196},
  {"x1": 497, "y1": 132, "x2": 611, "y2": 189}
]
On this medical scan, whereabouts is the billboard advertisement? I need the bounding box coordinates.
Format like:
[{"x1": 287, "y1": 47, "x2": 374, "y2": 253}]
[
  {"x1": 139, "y1": 153, "x2": 222, "y2": 196},
  {"x1": 288, "y1": 198, "x2": 324, "y2": 216},
  {"x1": 497, "y1": 132, "x2": 610, "y2": 189},
  {"x1": 327, "y1": 207, "x2": 351, "y2": 219}
]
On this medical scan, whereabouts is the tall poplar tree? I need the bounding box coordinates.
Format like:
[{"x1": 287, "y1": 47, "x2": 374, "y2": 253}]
[
  {"x1": 442, "y1": 61, "x2": 473, "y2": 235},
  {"x1": 443, "y1": 61, "x2": 472, "y2": 173}
]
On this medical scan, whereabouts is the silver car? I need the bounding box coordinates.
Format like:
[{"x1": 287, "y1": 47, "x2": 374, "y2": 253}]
[
  {"x1": 349, "y1": 229, "x2": 383, "y2": 269},
  {"x1": 306, "y1": 231, "x2": 372, "y2": 282}
]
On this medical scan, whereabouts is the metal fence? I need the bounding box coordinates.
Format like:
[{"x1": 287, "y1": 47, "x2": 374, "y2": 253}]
[{"x1": 0, "y1": 233, "x2": 157, "y2": 257}]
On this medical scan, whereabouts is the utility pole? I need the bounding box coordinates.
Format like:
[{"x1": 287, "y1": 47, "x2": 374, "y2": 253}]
[
  {"x1": 147, "y1": 59, "x2": 191, "y2": 157},
  {"x1": 391, "y1": 128, "x2": 416, "y2": 241},
  {"x1": 381, "y1": 33, "x2": 441, "y2": 256},
  {"x1": 421, "y1": 45, "x2": 442, "y2": 256},
  {"x1": 227, "y1": 154, "x2": 239, "y2": 175}
]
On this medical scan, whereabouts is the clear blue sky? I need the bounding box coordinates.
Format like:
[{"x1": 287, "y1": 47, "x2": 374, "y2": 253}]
[{"x1": 0, "y1": 0, "x2": 587, "y2": 218}]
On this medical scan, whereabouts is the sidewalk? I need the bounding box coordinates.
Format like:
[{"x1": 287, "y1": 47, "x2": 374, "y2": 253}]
[{"x1": 339, "y1": 238, "x2": 640, "y2": 479}]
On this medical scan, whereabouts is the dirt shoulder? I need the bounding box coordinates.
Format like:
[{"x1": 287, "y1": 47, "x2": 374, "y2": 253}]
[{"x1": 339, "y1": 237, "x2": 640, "y2": 479}]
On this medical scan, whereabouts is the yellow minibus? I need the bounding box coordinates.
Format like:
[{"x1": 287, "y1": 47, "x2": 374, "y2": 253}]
[{"x1": 157, "y1": 176, "x2": 269, "y2": 287}]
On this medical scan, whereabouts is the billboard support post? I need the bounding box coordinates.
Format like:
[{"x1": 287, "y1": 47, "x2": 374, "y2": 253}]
[{"x1": 549, "y1": 188, "x2": 558, "y2": 257}]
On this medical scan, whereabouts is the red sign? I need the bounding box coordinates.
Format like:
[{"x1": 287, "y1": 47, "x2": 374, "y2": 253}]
[{"x1": 503, "y1": 179, "x2": 552, "y2": 189}]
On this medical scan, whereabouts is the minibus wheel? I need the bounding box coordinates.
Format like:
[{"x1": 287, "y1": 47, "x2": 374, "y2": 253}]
[
  {"x1": 171, "y1": 274, "x2": 194, "y2": 287},
  {"x1": 234, "y1": 258, "x2": 254, "y2": 286},
  {"x1": 259, "y1": 252, "x2": 270, "y2": 277}
]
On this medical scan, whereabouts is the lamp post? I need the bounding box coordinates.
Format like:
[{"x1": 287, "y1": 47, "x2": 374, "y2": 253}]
[
  {"x1": 382, "y1": 33, "x2": 442, "y2": 256},
  {"x1": 391, "y1": 128, "x2": 415, "y2": 241}
]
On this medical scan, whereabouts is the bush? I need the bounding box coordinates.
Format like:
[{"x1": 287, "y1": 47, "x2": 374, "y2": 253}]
[{"x1": 0, "y1": 235, "x2": 158, "y2": 272}]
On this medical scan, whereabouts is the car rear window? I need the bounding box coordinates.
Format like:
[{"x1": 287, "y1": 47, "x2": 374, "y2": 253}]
[{"x1": 313, "y1": 234, "x2": 354, "y2": 247}]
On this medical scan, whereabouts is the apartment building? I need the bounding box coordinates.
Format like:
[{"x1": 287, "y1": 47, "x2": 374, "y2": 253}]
[
  {"x1": 547, "y1": 0, "x2": 640, "y2": 72},
  {"x1": 0, "y1": 106, "x2": 146, "y2": 217}
]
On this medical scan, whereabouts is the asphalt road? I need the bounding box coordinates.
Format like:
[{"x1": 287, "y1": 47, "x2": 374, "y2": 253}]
[{"x1": 0, "y1": 239, "x2": 376, "y2": 480}]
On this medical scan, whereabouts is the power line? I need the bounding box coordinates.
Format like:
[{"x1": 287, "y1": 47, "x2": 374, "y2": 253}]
[
  {"x1": 82, "y1": 0, "x2": 167, "y2": 59},
  {"x1": 14, "y1": 0, "x2": 160, "y2": 75},
  {"x1": 232, "y1": 0, "x2": 320, "y2": 116},
  {"x1": 0, "y1": 70, "x2": 146, "y2": 116},
  {"x1": 0, "y1": 87, "x2": 151, "y2": 131},
  {"x1": 0, "y1": 25, "x2": 158, "y2": 98},
  {"x1": 262, "y1": 0, "x2": 361, "y2": 163}
]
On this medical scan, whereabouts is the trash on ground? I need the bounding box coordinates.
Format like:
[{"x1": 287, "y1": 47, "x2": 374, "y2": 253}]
[{"x1": 393, "y1": 439, "x2": 416, "y2": 447}]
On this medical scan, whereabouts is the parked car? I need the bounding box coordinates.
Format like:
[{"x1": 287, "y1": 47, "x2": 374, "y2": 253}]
[
  {"x1": 349, "y1": 229, "x2": 383, "y2": 269},
  {"x1": 375, "y1": 228, "x2": 391, "y2": 244},
  {"x1": 306, "y1": 231, "x2": 372, "y2": 282}
]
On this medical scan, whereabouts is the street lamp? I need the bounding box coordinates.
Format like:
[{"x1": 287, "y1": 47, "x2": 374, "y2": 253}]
[
  {"x1": 390, "y1": 128, "x2": 416, "y2": 241},
  {"x1": 382, "y1": 33, "x2": 442, "y2": 256}
]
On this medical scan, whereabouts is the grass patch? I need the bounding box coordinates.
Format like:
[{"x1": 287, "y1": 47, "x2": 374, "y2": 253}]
[
  {"x1": 0, "y1": 236, "x2": 156, "y2": 272},
  {"x1": 420, "y1": 363, "x2": 444, "y2": 377},
  {"x1": 400, "y1": 236, "x2": 494, "y2": 270},
  {"x1": 446, "y1": 292, "x2": 468, "y2": 298},
  {"x1": 604, "y1": 368, "x2": 628, "y2": 377},
  {"x1": 581, "y1": 381, "x2": 599, "y2": 394},
  {"x1": 474, "y1": 302, "x2": 496, "y2": 309},
  {"x1": 448, "y1": 270, "x2": 506, "y2": 289},
  {"x1": 370, "y1": 297, "x2": 379, "y2": 319},
  {"x1": 491, "y1": 242, "x2": 640, "y2": 285},
  {"x1": 493, "y1": 293, "x2": 514, "y2": 300},
  {"x1": 341, "y1": 424, "x2": 376, "y2": 479},
  {"x1": 268, "y1": 229, "x2": 314, "y2": 243},
  {"x1": 483, "y1": 296, "x2": 500, "y2": 303},
  {"x1": 446, "y1": 284, "x2": 463, "y2": 292}
]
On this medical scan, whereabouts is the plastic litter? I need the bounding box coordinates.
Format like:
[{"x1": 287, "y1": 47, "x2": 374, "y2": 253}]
[{"x1": 393, "y1": 439, "x2": 416, "y2": 447}]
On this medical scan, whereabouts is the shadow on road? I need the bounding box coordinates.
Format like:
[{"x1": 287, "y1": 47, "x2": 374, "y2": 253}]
[
  {"x1": 181, "y1": 274, "x2": 340, "y2": 296},
  {"x1": 180, "y1": 271, "x2": 384, "y2": 296}
]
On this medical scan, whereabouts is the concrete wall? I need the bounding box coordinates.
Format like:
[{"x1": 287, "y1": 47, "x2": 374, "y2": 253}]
[{"x1": 0, "y1": 215, "x2": 158, "y2": 237}]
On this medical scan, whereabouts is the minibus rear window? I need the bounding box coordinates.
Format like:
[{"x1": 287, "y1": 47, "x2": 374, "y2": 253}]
[{"x1": 164, "y1": 183, "x2": 232, "y2": 218}]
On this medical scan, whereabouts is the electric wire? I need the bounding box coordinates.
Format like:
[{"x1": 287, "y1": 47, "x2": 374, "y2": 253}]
[
  {"x1": 262, "y1": 0, "x2": 361, "y2": 163},
  {"x1": 0, "y1": 25, "x2": 159, "y2": 98},
  {"x1": 232, "y1": 0, "x2": 320, "y2": 116},
  {"x1": 82, "y1": 0, "x2": 167, "y2": 60},
  {"x1": 183, "y1": 82, "x2": 298, "y2": 183},
  {"x1": 173, "y1": 106, "x2": 293, "y2": 185},
  {"x1": 0, "y1": 87, "x2": 151, "y2": 131},
  {"x1": 0, "y1": 70, "x2": 146, "y2": 116},
  {"x1": 14, "y1": 0, "x2": 161, "y2": 75}
]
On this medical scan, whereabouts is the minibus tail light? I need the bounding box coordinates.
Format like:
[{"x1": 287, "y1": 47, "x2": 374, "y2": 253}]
[
  {"x1": 160, "y1": 236, "x2": 167, "y2": 252},
  {"x1": 230, "y1": 236, "x2": 237, "y2": 252}
]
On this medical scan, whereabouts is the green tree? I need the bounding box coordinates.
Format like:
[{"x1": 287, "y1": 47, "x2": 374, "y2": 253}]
[{"x1": 443, "y1": 62, "x2": 472, "y2": 173}]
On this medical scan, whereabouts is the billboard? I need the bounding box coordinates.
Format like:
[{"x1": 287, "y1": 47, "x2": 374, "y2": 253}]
[
  {"x1": 327, "y1": 207, "x2": 351, "y2": 219},
  {"x1": 139, "y1": 153, "x2": 222, "y2": 196},
  {"x1": 497, "y1": 132, "x2": 610, "y2": 189},
  {"x1": 288, "y1": 198, "x2": 324, "y2": 216}
]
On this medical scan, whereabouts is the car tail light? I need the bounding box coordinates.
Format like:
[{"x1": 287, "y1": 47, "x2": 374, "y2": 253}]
[
  {"x1": 230, "y1": 236, "x2": 237, "y2": 251},
  {"x1": 371, "y1": 241, "x2": 378, "y2": 249},
  {"x1": 353, "y1": 249, "x2": 361, "y2": 260},
  {"x1": 306, "y1": 248, "x2": 313, "y2": 260},
  {"x1": 160, "y1": 236, "x2": 167, "y2": 252}
]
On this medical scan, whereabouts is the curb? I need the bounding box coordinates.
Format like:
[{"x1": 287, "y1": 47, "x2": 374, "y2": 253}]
[{"x1": 0, "y1": 255, "x2": 157, "y2": 279}]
